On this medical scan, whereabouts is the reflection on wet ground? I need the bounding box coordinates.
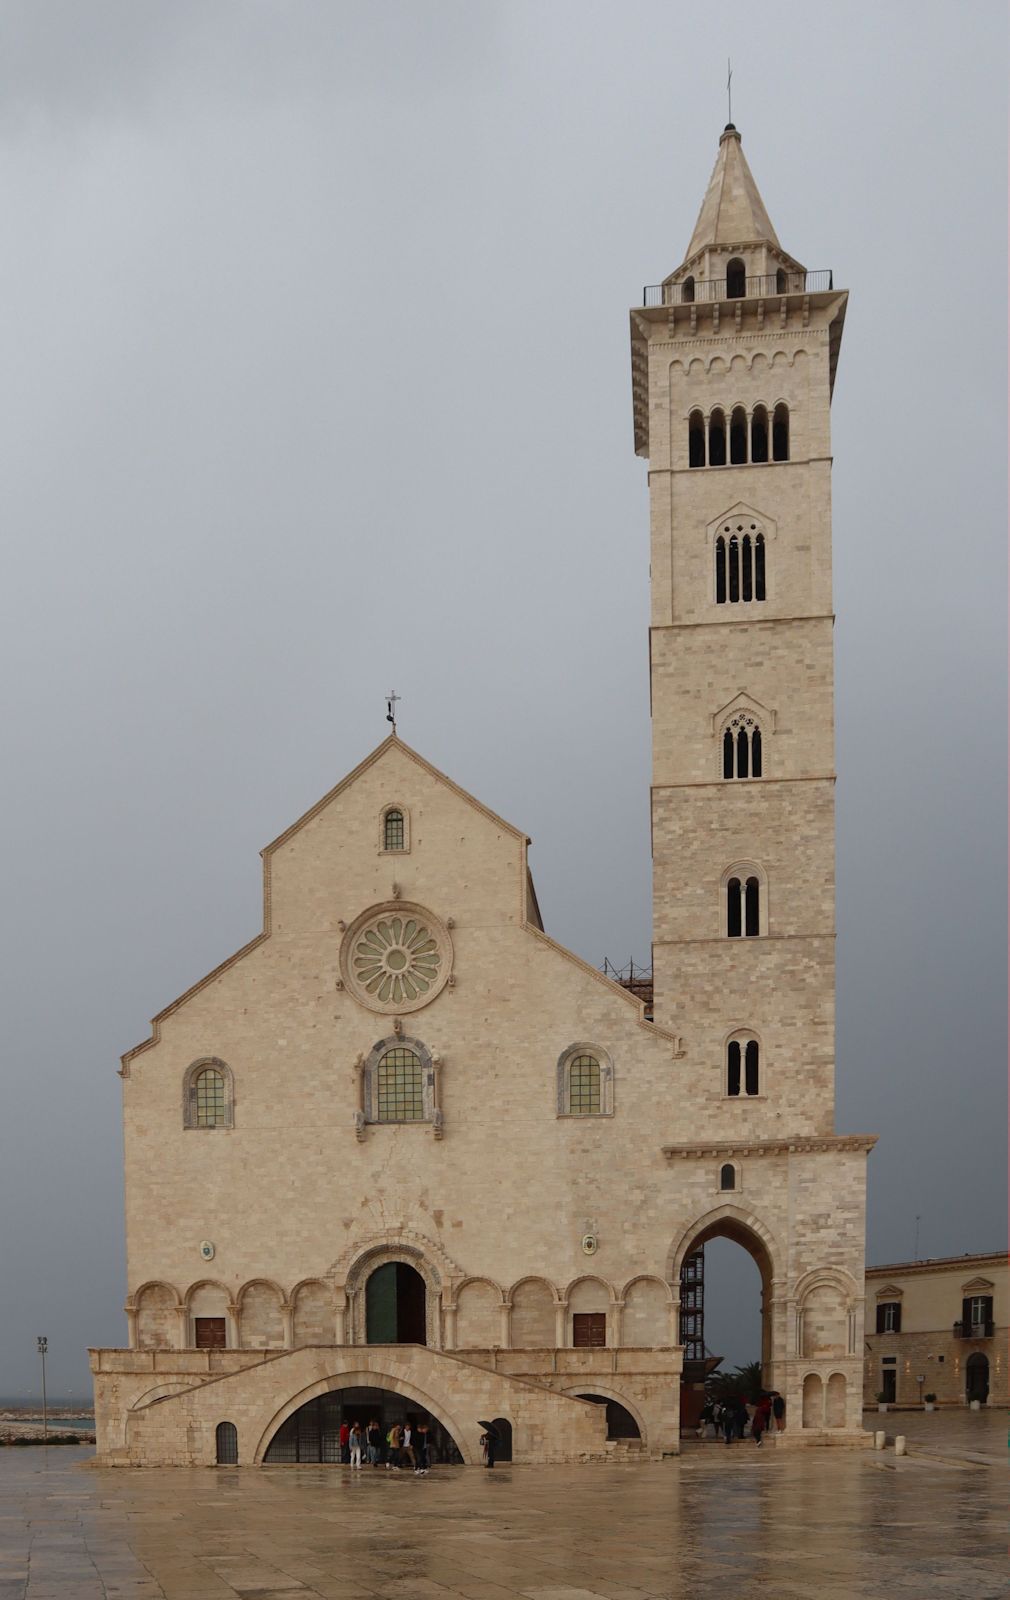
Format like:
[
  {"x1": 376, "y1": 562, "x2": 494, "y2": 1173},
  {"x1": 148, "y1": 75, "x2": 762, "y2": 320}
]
[{"x1": 0, "y1": 1429, "x2": 1003, "y2": 1600}]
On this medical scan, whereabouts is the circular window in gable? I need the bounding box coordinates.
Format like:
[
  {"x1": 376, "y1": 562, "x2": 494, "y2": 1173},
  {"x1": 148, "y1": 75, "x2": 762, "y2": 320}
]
[{"x1": 340, "y1": 902, "x2": 452, "y2": 1014}]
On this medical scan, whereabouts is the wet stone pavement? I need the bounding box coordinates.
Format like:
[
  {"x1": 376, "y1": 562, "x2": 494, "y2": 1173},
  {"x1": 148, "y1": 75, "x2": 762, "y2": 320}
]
[{"x1": 0, "y1": 1431, "x2": 1004, "y2": 1600}]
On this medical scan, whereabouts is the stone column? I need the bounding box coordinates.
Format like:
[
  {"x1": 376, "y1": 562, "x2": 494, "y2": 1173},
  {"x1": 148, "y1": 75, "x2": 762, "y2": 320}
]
[
  {"x1": 226, "y1": 1302, "x2": 240, "y2": 1350},
  {"x1": 609, "y1": 1301, "x2": 625, "y2": 1349},
  {"x1": 555, "y1": 1300, "x2": 568, "y2": 1348},
  {"x1": 442, "y1": 1300, "x2": 457, "y2": 1351},
  {"x1": 176, "y1": 1305, "x2": 189, "y2": 1348},
  {"x1": 498, "y1": 1301, "x2": 511, "y2": 1350},
  {"x1": 335, "y1": 1287, "x2": 349, "y2": 1345},
  {"x1": 282, "y1": 1301, "x2": 295, "y2": 1348},
  {"x1": 669, "y1": 1297, "x2": 681, "y2": 1347},
  {"x1": 124, "y1": 1305, "x2": 138, "y2": 1349}
]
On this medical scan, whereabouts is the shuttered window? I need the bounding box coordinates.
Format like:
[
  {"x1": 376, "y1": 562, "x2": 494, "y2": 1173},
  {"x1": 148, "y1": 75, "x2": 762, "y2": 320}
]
[
  {"x1": 572, "y1": 1312, "x2": 606, "y2": 1348},
  {"x1": 195, "y1": 1317, "x2": 227, "y2": 1349}
]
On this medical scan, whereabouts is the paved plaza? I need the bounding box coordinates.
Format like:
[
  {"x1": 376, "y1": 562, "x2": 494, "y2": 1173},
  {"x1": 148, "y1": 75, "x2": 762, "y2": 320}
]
[{"x1": 0, "y1": 1424, "x2": 1004, "y2": 1600}]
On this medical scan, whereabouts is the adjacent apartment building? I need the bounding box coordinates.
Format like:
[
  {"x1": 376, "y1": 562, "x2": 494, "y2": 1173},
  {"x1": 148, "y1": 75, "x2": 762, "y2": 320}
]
[{"x1": 863, "y1": 1252, "x2": 1006, "y2": 1408}]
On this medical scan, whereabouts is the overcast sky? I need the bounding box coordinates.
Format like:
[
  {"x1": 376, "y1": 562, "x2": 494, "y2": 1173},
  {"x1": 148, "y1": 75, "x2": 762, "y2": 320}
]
[{"x1": 0, "y1": 0, "x2": 1004, "y2": 1397}]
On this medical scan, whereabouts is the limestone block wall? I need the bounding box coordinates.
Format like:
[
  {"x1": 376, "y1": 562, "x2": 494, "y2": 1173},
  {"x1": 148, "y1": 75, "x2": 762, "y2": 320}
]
[
  {"x1": 95, "y1": 1345, "x2": 611, "y2": 1467},
  {"x1": 863, "y1": 1331, "x2": 1008, "y2": 1408},
  {"x1": 649, "y1": 620, "x2": 835, "y2": 789}
]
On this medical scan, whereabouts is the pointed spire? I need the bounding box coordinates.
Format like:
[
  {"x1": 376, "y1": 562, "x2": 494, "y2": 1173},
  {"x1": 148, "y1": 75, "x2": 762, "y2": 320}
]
[{"x1": 683, "y1": 125, "x2": 780, "y2": 261}]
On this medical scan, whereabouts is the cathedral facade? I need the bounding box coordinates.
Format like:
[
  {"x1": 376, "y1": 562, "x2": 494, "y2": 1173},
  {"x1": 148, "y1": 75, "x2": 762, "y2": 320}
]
[{"x1": 91, "y1": 126, "x2": 875, "y2": 1466}]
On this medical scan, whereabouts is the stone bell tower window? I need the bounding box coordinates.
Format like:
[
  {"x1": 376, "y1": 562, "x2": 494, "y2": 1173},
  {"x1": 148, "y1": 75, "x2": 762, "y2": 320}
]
[
  {"x1": 730, "y1": 406, "x2": 748, "y2": 464},
  {"x1": 726, "y1": 257, "x2": 746, "y2": 298},
  {"x1": 772, "y1": 403, "x2": 790, "y2": 461},
  {"x1": 722, "y1": 713, "x2": 763, "y2": 779},
  {"x1": 716, "y1": 522, "x2": 766, "y2": 605},
  {"x1": 708, "y1": 408, "x2": 727, "y2": 466},
  {"x1": 726, "y1": 873, "x2": 762, "y2": 938},
  {"x1": 689, "y1": 410, "x2": 706, "y2": 467},
  {"x1": 727, "y1": 1036, "x2": 760, "y2": 1097},
  {"x1": 751, "y1": 405, "x2": 769, "y2": 462}
]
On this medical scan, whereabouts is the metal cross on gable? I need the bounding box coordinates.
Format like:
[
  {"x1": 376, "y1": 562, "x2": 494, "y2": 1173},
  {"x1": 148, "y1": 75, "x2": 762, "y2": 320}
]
[{"x1": 386, "y1": 690, "x2": 400, "y2": 733}]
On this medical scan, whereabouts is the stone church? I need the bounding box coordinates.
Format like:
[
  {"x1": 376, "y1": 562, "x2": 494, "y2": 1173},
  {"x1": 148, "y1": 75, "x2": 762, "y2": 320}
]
[{"x1": 91, "y1": 125, "x2": 875, "y2": 1466}]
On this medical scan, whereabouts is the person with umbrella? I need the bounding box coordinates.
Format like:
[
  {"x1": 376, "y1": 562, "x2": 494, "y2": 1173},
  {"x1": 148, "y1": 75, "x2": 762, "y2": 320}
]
[{"x1": 478, "y1": 1420, "x2": 499, "y2": 1468}]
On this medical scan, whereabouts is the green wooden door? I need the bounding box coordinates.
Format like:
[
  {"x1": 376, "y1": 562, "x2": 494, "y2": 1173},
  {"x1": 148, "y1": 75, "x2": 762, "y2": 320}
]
[{"x1": 366, "y1": 1262, "x2": 398, "y2": 1344}]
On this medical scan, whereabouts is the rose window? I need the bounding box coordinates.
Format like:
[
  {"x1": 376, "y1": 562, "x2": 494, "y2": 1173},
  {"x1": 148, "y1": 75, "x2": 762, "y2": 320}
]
[{"x1": 341, "y1": 903, "x2": 451, "y2": 1014}]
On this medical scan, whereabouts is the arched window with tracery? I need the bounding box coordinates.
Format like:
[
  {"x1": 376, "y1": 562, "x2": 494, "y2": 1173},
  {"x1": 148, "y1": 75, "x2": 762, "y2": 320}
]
[
  {"x1": 715, "y1": 520, "x2": 766, "y2": 605},
  {"x1": 688, "y1": 409, "x2": 706, "y2": 468},
  {"x1": 381, "y1": 806, "x2": 408, "y2": 852},
  {"x1": 726, "y1": 872, "x2": 762, "y2": 938},
  {"x1": 727, "y1": 1036, "x2": 760, "y2": 1097},
  {"x1": 772, "y1": 403, "x2": 790, "y2": 461},
  {"x1": 722, "y1": 712, "x2": 763, "y2": 779},
  {"x1": 184, "y1": 1059, "x2": 234, "y2": 1130}
]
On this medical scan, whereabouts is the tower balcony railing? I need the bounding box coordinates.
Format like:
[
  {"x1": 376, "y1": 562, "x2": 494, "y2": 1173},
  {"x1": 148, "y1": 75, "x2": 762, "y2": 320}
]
[{"x1": 642, "y1": 269, "x2": 834, "y2": 307}]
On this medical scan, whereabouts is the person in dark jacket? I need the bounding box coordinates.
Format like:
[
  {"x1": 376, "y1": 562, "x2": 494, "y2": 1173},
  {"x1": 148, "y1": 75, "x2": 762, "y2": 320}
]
[
  {"x1": 771, "y1": 1391, "x2": 786, "y2": 1432},
  {"x1": 480, "y1": 1424, "x2": 498, "y2": 1467},
  {"x1": 414, "y1": 1422, "x2": 431, "y2": 1475},
  {"x1": 339, "y1": 1419, "x2": 350, "y2": 1465},
  {"x1": 366, "y1": 1419, "x2": 382, "y2": 1466}
]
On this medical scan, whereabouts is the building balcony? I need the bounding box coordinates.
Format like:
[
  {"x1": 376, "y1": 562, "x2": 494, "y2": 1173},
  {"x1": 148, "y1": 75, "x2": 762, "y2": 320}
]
[
  {"x1": 953, "y1": 1320, "x2": 995, "y2": 1339},
  {"x1": 642, "y1": 269, "x2": 834, "y2": 308}
]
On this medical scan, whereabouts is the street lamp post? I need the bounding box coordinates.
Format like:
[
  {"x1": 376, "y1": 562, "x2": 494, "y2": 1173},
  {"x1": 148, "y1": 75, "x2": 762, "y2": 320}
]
[{"x1": 36, "y1": 1337, "x2": 48, "y2": 1442}]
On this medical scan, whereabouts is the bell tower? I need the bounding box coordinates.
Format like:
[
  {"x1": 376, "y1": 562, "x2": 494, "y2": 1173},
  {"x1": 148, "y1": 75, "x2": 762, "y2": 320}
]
[{"x1": 630, "y1": 126, "x2": 848, "y2": 1136}]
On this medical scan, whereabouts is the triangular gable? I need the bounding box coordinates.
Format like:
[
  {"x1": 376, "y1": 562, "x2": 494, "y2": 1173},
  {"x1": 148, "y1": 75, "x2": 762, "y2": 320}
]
[
  {"x1": 706, "y1": 502, "x2": 777, "y2": 543},
  {"x1": 122, "y1": 735, "x2": 529, "y2": 1073},
  {"x1": 711, "y1": 690, "x2": 776, "y2": 735},
  {"x1": 874, "y1": 1283, "x2": 904, "y2": 1300},
  {"x1": 961, "y1": 1276, "x2": 995, "y2": 1293},
  {"x1": 263, "y1": 734, "x2": 527, "y2": 857}
]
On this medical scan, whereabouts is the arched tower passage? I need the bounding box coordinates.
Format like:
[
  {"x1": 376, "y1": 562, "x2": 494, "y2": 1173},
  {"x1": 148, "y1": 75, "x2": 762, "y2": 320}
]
[
  {"x1": 254, "y1": 1370, "x2": 474, "y2": 1465},
  {"x1": 668, "y1": 1205, "x2": 783, "y2": 1386}
]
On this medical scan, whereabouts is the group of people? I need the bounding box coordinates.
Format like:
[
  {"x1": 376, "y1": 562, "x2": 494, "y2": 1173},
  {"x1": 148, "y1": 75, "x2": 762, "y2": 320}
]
[
  {"x1": 698, "y1": 1391, "x2": 785, "y2": 1446},
  {"x1": 339, "y1": 1418, "x2": 432, "y2": 1474}
]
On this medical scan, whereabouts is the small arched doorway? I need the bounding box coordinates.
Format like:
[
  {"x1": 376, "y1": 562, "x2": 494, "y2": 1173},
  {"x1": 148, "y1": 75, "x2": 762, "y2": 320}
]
[
  {"x1": 365, "y1": 1261, "x2": 427, "y2": 1344},
  {"x1": 576, "y1": 1393, "x2": 641, "y2": 1440},
  {"x1": 489, "y1": 1416, "x2": 513, "y2": 1461},
  {"x1": 966, "y1": 1352, "x2": 989, "y2": 1405}
]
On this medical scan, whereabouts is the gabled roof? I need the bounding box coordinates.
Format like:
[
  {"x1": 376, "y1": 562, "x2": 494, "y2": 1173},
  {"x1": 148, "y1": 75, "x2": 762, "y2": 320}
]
[{"x1": 684, "y1": 124, "x2": 780, "y2": 259}]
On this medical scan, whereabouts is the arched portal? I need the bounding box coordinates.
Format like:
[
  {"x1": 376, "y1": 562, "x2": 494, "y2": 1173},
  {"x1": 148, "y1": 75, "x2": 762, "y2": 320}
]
[
  {"x1": 965, "y1": 1352, "x2": 989, "y2": 1405},
  {"x1": 365, "y1": 1262, "x2": 427, "y2": 1344},
  {"x1": 262, "y1": 1384, "x2": 463, "y2": 1464},
  {"x1": 670, "y1": 1206, "x2": 781, "y2": 1431}
]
